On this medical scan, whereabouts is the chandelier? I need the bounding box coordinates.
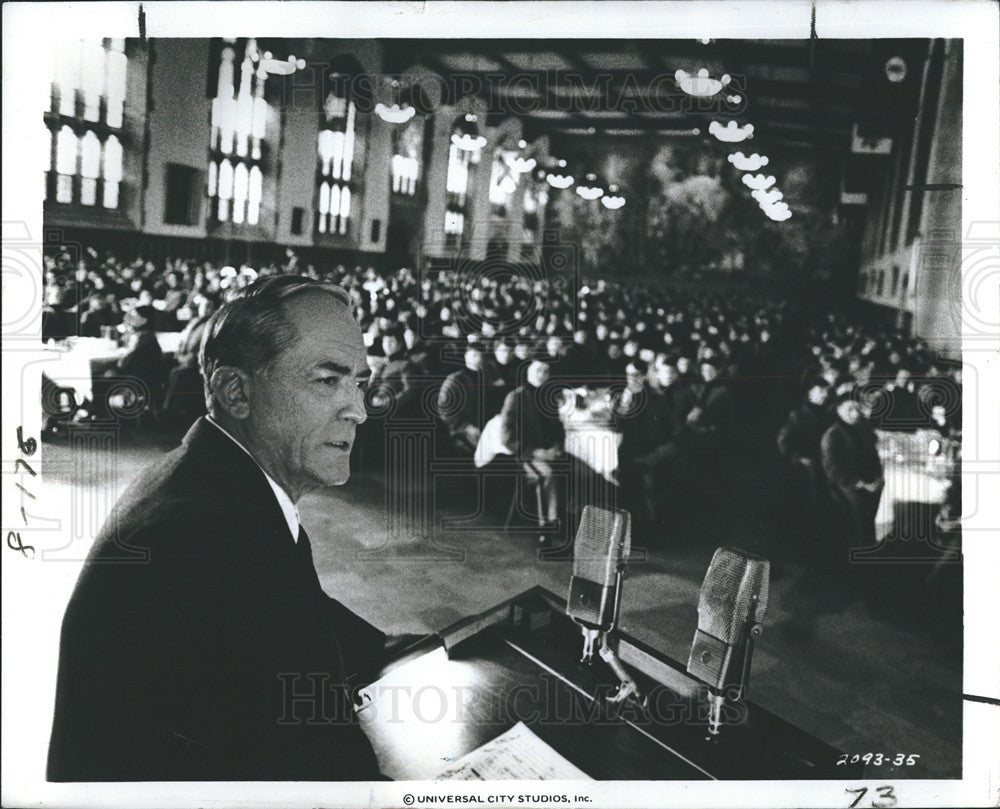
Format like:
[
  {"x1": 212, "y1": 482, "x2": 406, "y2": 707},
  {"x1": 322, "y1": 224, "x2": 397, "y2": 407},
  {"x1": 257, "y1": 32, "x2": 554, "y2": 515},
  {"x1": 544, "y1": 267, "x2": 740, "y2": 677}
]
[
  {"x1": 728, "y1": 152, "x2": 769, "y2": 171},
  {"x1": 675, "y1": 68, "x2": 731, "y2": 97},
  {"x1": 742, "y1": 173, "x2": 776, "y2": 191},
  {"x1": 575, "y1": 173, "x2": 604, "y2": 200},
  {"x1": 376, "y1": 103, "x2": 416, "y2": 124},
  {"x1": 709, "y1": 120, "x2": 754, "y2": 143},
  {"x1": 601, "y1": 184, "x2": 626, "y2": 210}
]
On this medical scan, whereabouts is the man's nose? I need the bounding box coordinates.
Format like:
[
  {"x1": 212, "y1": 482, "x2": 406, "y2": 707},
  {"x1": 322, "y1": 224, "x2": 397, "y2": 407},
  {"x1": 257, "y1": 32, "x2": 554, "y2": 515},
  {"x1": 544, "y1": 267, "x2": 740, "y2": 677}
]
[{"x1": 342, "y1": 384, "x2": 368, "y2": 425}]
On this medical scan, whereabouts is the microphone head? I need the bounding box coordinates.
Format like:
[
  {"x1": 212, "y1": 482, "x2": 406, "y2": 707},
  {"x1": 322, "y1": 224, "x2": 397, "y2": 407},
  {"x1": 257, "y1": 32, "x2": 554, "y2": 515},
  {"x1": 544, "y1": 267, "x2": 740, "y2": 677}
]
[
  {"x1": 566, "y1": 506, "x2": 631, "y2": 629},
  {"x1": 697, "y1": 547, "x2": 770, "y2": 644},
  {"x1": 571, "y1": 505, "x2": 631, "y2": 586},
  {"x1": 687, "y1": 547, "x2": 770, "y2": 689}
]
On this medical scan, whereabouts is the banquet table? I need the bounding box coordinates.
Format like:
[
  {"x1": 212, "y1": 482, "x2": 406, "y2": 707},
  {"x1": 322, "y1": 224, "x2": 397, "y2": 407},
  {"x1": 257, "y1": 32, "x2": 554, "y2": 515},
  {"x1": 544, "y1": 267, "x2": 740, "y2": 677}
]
[
  {"x1": 873, "y1": 428, "x2": 957, "y2": 541},
  {"x1": 475, "y1": 387, "x2": 621, "y2": 483},
  {"x1": 43, "y1": 333, "x2": 183, "y2": 404}
]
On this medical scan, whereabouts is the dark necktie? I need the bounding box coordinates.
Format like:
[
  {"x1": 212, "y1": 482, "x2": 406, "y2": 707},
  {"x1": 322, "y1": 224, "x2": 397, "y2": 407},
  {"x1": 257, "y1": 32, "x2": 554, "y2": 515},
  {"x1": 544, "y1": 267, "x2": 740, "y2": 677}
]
[
  {"x1": 294, "y1": 524, "x2": 325, "y2": 595},
  {"x1": 293, "y1": 524, "x2": 351, "y2": 685}
]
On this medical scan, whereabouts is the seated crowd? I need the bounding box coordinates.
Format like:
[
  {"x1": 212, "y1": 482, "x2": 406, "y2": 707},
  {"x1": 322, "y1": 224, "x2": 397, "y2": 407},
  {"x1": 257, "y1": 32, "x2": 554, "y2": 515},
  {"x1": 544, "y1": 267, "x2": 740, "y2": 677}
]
[{"x1": 42, "y1": 244, "x2": 962, "y2": 552}]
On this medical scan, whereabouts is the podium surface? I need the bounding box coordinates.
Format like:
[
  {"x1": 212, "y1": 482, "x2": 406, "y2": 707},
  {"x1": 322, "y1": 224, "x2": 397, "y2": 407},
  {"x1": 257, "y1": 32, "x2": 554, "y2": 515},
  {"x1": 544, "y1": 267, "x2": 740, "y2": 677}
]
[{"x1": 358, "y1": 587, "x2": 858, "y2": 781}]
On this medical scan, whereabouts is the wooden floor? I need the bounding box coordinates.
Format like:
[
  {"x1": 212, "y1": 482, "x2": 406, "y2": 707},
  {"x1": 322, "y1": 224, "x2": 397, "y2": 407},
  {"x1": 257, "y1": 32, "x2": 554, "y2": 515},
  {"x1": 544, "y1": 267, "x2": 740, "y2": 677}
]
[{"x1": 36, "y1": 426, "x2": 963, "y2": 779}]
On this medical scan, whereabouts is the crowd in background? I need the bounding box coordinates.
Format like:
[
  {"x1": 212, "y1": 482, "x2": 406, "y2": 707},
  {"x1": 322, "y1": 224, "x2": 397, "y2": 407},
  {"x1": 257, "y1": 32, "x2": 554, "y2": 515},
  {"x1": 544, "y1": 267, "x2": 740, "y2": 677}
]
[{"x1": 42, "y1": 244, "x2": 963, "y2": 555}]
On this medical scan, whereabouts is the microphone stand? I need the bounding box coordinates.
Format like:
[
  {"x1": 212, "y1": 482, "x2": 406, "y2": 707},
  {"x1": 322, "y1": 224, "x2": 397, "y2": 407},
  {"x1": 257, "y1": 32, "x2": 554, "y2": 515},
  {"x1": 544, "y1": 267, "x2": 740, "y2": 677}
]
[
  {"x1": 706, "y1": 592, "x2": 763, "y2": 739},
  {"x1": 574, "y1": 571, "x2": 645, "y2": 707}
]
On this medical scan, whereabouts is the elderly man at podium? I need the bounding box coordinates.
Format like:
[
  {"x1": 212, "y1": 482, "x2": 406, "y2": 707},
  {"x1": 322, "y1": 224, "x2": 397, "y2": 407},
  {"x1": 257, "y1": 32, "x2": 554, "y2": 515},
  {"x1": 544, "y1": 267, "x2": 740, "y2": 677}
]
[{"x1": 48, "y1": 276, "x2": 387, "y2": 782}]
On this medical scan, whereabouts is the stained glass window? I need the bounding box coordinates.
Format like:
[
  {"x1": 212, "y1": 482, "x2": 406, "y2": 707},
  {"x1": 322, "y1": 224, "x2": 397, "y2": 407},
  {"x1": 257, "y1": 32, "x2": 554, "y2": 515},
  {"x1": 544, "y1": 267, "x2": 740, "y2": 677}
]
[
  {"x1": 47, "y1": 39, "x2": 128, "y2": 208},
  {"x1": 208, "y1": 38, "x2": 268, "y2": 224}
]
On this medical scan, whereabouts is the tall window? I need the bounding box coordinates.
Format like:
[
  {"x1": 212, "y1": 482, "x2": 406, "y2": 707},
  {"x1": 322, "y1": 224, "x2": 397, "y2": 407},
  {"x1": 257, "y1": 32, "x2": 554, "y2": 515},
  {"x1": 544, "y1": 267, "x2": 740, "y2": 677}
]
[
  {"x1": 391, "y1": 115, "x2": 423, "y2": 196},
  {"x1": 208, "y1": 38, "x2": 268, "y2": 225},
  {"x1": 488, "y1": 150, "x2": 518, "y2": 214},
  {"x1": 46, "y1": 38, "x2": 127, "y2": 208},
  {"x1": 445, "y1": 115, "x2": 483, "y2": 247},
  {"x1": 316, "y1": 59, "x2": 361, "y2": 236}
]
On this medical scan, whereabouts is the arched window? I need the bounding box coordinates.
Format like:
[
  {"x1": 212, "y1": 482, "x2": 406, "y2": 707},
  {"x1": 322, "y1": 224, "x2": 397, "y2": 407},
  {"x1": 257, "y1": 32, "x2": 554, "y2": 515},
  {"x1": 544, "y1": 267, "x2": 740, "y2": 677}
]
[
  {"x1": 47, "y1": 39, "x2": 128, "y2": 207},
  {"x1": 489, "y1": 149, "x2": 518, "y2": 211},
  {"x1": 444, "y1": 113, "x2": 484, "y2": 247},
  {"x1": 79, "y1": 130, "x2": 102, "y2": 206},
  {"x1": 106, "y1": 40, "x2": 127, "y2": 128},
  {"x1": 315, "y1": 56, "x2": 362, "y2": 236},
  {"x1": 102, "y1": 135, "x2": 122, "y2": 209},
  {"x1": 391, "y1": 114, "x2": 423, "y2": 196},
  {"x1": 55, "y1": 125, "x2": 78, "y2": 203},
  {"x1": 248, "y1": 165, "x2": 263, "y2": 225},
  {"x1": 208, "y1": 38, "x2": 269, "y2": 224}
]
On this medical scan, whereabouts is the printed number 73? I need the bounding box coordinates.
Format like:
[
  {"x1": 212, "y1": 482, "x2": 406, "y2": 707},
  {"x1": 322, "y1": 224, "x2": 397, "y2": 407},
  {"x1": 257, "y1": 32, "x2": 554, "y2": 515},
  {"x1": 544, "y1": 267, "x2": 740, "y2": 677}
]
[{"x1": 846, "y1": 786, "x2": 897, "y2": 808}]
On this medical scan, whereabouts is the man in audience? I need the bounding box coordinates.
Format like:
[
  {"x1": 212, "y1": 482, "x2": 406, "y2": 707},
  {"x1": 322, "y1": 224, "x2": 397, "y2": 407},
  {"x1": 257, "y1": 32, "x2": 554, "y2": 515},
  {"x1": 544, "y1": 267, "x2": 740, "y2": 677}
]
[
  {"x1": 821, "y1": 395, "x2": 884, "y2": 553},
  {"x1": 485, "y1": 338, "x2": 519, "y2": 418},
  {"x1": 438, "y1": 344, "x2": 488, "y2": 455},
  {"x1": 500, "y1": 359, "x2": 566, "y2": 542}
]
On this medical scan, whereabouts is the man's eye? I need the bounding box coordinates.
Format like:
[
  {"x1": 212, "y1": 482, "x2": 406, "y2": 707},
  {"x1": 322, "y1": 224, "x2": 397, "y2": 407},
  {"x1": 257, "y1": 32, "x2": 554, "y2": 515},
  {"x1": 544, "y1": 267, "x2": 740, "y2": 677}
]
[{"x1": 319, "y1": 376, "x2": 341, "y2": 386}]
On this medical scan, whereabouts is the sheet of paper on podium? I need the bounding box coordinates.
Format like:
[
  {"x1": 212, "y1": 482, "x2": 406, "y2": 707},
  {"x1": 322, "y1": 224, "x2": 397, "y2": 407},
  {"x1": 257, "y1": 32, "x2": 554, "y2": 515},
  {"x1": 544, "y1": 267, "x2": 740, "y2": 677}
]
[{"x1": 434, "y1": 722, "x2": 593, "y2": 780}]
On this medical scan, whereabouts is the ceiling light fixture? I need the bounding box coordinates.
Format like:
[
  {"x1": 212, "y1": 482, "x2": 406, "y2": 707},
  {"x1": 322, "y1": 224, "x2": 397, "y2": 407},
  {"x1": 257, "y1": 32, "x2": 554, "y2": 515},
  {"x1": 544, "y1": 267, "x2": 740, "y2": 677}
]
[
  {"x1": 742, "y1": 172, "x2": 776, "y2": 190},
  {"x1": 259, "y1": 55, "x2": 306, "y2": 75},
  {"x1": 728, "y1": 152, "x2": 769, "y2": 171},
  {"x1": 375, "y1": 103, "x2": 416, "y2": 124},
  {"x1": 601, "y1": 183, "x2": 625, "y2": 209},
  {"x1": 752, "y1": 188, "x2": 784, "y2": 205},
  {"x1": 546, "y1": 172, "x2": 574, "y2": 189},
  {"x1": 575, "y1": 172, "x2": 604, "y2": 200},
  {"x1": 452, "y1": 132, "x2": 488, "y2": 152},
  {"x1": 675, "y1": 68, "x2": 731, "y2": 97},
  {"x1": 709, "y1": 120, "x2": 754, "y2": 142}
]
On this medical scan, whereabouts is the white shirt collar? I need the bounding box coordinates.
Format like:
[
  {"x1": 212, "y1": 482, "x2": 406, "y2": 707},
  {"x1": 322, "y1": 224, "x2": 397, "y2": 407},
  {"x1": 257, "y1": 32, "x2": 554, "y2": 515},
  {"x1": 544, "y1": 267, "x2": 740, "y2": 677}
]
[{"x1": 206, "y1": 416, "x2": 300, "y2": 543}]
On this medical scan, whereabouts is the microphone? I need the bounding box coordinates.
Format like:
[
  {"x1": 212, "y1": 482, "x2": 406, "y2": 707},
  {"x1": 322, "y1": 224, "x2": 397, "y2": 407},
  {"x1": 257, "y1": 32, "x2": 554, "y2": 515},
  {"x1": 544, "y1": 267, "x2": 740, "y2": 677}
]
[
  {"x1": 686, "y1": 546, "x2": 769, "y2": 736},
  {"x1": 566, "y1": 505, "x2": 631, "y2": 632},
  {"x1": 566, "y1": 506, "x2": 642, "y2": 706}
]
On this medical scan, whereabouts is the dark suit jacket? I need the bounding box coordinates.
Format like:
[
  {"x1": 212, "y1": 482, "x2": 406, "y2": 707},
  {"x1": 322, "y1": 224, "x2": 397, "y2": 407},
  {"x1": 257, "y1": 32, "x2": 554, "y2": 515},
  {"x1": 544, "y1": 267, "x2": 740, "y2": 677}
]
[
  {"x1": 820, "y1": 420, "x2": 883, "y2": 491},
  {"x1": 117, "y1": 330, "x2": 165, "y2": 394},
  {"x1": 438, "y1": 367, "x2": 486, "y2": 433},
  {"x1": 48, "y1": 418, "x2": 385, "y2": 781},
  {"x1": 499, "y1": 384, "x2": 565, "y2": 460}
]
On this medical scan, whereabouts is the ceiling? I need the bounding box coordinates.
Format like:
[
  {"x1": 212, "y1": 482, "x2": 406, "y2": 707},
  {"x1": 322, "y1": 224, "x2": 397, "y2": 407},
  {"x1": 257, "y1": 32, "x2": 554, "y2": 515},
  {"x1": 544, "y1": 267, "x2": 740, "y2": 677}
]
[{"x1": 381, "y1": 38, "x2": 931, "y2": 154}]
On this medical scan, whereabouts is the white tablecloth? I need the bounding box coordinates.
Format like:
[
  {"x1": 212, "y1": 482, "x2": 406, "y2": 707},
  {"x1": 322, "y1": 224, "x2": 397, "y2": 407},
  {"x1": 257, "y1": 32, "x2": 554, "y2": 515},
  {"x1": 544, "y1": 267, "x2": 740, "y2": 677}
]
[
  {"x1": 474, "y1": 388, "x2": 621, "y2": 483},
  {"x1": 43, "y1": 333, "x2": 182, "y2": 404},
  {"x1": 874, "y1": 429, "x2": 956, "y2": 540}
]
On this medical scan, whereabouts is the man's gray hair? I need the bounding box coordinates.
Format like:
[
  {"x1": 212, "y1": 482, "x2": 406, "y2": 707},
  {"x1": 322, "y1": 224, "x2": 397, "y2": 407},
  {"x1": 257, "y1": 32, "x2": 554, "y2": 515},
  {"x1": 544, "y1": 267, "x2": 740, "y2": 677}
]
[{"x1": 199, "y1": 275, "x2": 351, "y2": 409}]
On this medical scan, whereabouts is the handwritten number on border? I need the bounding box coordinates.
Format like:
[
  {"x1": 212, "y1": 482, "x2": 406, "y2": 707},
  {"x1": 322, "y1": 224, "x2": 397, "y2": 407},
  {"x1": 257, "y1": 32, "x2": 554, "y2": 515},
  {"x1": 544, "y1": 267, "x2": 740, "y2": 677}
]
[
  {"x1": 7, "y1": 531, "x2": 35, "y2": 559},
  {"x1": 846, "y1": 786, "x2": 897, "y2": 808}
]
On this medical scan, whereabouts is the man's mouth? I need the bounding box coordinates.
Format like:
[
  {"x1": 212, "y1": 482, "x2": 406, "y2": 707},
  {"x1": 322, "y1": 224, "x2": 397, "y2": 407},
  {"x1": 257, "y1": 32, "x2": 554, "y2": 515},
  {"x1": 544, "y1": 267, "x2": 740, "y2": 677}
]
[{"x1": 326, "y1": 441, "x2": 351, "y2": 451}]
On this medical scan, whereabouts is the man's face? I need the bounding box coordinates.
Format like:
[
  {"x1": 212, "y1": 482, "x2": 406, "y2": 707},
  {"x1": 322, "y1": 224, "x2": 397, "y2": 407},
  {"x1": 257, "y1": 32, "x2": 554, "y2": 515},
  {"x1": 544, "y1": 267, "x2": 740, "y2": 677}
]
[
  {"x1": 655, "y1": 363, "x2": 677, "y2": 388},
  {"x1": 807, "y1": 384, "x2": 828, "y2": 406},
  {"x1": 465, "y1": 348, "x2": 483, "y2": 372},
  {"x1": 837, "y1": 399, "x2": 861, "y2": 425},
  {"x1": 244, "y1": 293, "x2": 368, "y2": 497},
  {"x1": 494, "y1": 343, "x2": 511, "y2": 364},
  {"x1": 625, "y1": 364, "x2": 645, "y2": 393},
  {"x1": 701, "y1": 362, "x2": 718, "y2": 382},
  {"x1": 527, "y1": 361, "x2": 550, "y2": 388},
  {"x1": 381, "y1": 335, "x2": 400, "y2": 357}
]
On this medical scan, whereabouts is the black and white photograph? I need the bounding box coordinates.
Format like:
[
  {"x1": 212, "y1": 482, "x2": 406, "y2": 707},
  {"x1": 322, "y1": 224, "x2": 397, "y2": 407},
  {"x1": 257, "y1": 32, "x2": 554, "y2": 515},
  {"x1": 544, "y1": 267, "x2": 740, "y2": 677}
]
[{"x1": 2, "y1": 2, "x2": 998, "y2": 808}]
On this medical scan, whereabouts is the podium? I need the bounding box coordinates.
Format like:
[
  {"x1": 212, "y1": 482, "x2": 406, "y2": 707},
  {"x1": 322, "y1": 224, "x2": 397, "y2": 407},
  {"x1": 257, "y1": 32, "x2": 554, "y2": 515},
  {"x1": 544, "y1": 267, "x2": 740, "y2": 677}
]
[{"x1": 357, "y1": 587, "x2": 860, "y2": 780}]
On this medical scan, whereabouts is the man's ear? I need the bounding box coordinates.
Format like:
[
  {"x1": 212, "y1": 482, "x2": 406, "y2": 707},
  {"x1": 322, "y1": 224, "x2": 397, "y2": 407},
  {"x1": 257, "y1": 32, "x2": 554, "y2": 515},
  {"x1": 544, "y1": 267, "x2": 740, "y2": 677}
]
[{"x1": 210, "y1": 366, "x2": 253, "y2": 420}]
